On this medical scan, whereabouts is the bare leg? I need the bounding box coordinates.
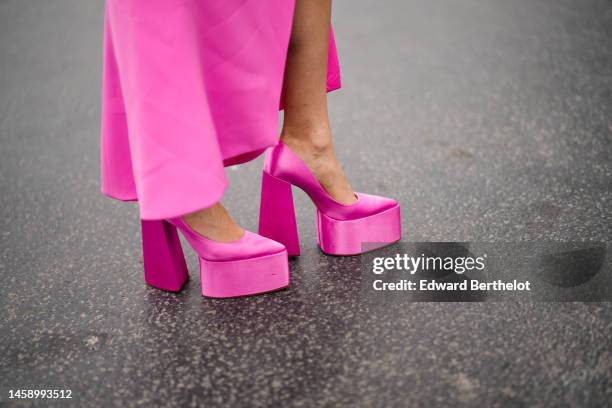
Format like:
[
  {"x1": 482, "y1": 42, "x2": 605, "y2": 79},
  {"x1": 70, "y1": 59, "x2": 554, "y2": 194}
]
[
  {"x1": 186, "y1": 0, "x2": 352, "y2": 240},
  {"x1": 281, "y1": 0, "x2": 356, "y2": 204}
]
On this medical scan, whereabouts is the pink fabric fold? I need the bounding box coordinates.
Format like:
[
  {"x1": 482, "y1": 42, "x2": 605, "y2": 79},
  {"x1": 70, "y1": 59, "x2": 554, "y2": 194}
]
[{"x1": 100, "y1": 0, "x2": 341, "y2": 220}]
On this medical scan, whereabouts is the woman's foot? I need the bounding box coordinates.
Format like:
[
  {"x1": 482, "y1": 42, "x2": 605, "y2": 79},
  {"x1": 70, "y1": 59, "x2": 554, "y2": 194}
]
[
  {"x1": 183, "y1": 203, "x2": 245, "y2": 242},
  {"x1": 281, "y1": 127, "x2": 357, "y2": 205}
]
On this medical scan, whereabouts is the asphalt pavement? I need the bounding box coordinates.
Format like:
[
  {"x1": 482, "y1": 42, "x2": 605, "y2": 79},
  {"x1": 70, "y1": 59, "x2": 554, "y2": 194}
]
[{"x1": 1, "y1": 0, "x2": 611, "y2": 406}]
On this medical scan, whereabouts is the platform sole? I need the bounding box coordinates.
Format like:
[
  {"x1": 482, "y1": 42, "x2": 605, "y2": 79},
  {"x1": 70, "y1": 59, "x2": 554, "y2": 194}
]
[
  {"x1": 199, "y1": 250, "x2": 290, "y2": 298},
  {"x1": 316, "y1": 205, "x2": 402, "y2": 255}
]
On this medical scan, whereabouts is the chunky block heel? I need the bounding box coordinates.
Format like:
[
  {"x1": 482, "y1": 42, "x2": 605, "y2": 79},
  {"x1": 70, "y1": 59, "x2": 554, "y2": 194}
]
[
  {"x1": 141, "y1": 219, "x2": 189, "y2": 292},
  {"x1": 141, "y1": 218, "x2": 289, "y2": 298},
  {"x1": 259, "y1": 142, "x2": 402, "y2": 256},
  {"x1": 259, "y1": 170, "x2": 300, "y2": 256}
]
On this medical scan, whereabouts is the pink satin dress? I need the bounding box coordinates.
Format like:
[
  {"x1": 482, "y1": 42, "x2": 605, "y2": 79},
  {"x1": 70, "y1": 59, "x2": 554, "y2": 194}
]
[{"x1": 100, "y1": 0, "x2": 341, "y2": 220}]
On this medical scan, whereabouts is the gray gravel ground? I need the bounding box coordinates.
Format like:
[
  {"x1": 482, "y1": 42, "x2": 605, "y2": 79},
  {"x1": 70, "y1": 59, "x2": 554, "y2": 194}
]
[{"x1": 1, "y1": 0, "x2": 611, "y2": 406}]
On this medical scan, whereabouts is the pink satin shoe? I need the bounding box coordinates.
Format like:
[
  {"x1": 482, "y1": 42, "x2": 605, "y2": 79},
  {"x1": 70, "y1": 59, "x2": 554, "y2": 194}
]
[
  {"x1": 259, "y1": 142, "x2": 401, "y2": 256},
  {"x1": 140, "y1": 218, "x2": 289, "y2": 298}
]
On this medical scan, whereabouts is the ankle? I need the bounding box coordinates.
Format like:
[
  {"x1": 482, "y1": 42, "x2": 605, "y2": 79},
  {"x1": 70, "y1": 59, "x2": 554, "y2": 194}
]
[
  {"x1": 279, "y1": 129, "x2": 358, "y2": 205},
  {"x1": 281, "y1": 125, "x2": 333, "y2": 155}
]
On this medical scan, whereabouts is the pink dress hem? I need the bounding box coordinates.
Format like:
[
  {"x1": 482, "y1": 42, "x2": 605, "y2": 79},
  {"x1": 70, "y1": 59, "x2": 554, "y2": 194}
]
[{"x1": 100, "y1": 1, "x2": 341, "y2": 220}]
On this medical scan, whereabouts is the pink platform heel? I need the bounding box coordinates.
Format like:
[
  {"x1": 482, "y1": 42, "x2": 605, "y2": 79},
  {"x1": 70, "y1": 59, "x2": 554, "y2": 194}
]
[
  {"x1": 141, "y1": 218, "x2": 289, "y2": 298},
  {"x1": 259, "y1": 142, "x2": 402, "y2": 256}
]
